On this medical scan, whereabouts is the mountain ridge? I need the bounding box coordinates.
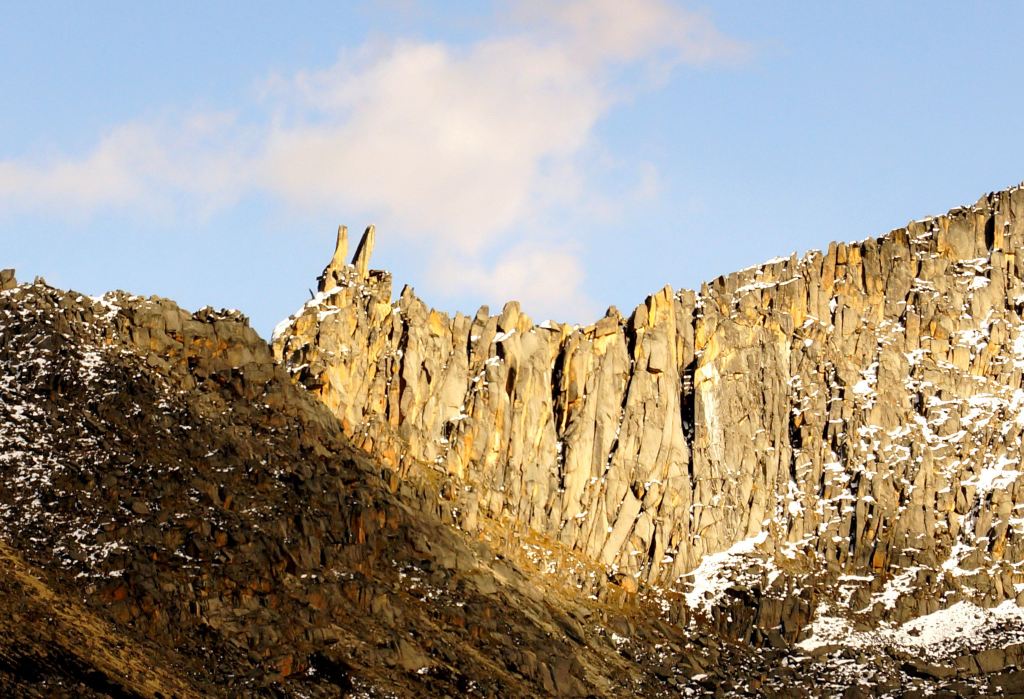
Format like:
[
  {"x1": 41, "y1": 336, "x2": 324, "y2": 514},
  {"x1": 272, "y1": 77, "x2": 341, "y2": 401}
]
[
  {"x1": 272, "y1": 184, "x2": 1024, "y2": 675},
  {"x1": 0, "y1": 281, "x2": 703, "y2": 696},
  {"x1": 4, "y1": 184, "x2": 1024, "y2": 696}
]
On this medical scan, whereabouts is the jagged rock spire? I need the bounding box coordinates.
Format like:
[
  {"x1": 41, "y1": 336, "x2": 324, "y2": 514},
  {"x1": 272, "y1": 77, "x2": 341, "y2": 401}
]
[
  {"x1": 317, "y1": 226, "x2": 349, "y2": 292},
  {"x1": 351, "y1": 225, "x2": 375, "y2": 280},
  {"x1": 332, "y1": 225, "x2": 349, "y2": 268}
]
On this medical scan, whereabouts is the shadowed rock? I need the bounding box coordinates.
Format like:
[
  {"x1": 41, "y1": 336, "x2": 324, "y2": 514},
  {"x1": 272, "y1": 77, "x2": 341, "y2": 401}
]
[{"x1": 352, "y1": 225, "x2": 375, "y2": 279}]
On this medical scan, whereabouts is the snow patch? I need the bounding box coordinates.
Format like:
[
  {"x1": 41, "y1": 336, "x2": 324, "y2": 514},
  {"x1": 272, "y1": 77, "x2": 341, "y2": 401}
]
[{"x1": 683, "y1": 531, "x2": 769, "y2": 614}]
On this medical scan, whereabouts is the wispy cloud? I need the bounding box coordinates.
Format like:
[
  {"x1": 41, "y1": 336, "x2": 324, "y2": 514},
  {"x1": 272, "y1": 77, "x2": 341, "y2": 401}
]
[
  {"x1": 0, "y1": 0, "x2": 746, "y2": 321},
  {"x1": 0, "y1": 114, "x2": 252, "y2": 218},
  {"x1": 258, "y1": 36, "x2": 605, "y2": 251},
  {"x1": 431, "y1": 241, "x2": 596, "y2": 323}
]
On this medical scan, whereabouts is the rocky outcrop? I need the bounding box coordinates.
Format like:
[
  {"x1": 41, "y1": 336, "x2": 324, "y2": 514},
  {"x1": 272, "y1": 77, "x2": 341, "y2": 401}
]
[
  {"x1": 274, "y1": 186, "x2": 1024, "y2": 634},
  {"x1": 7, "y1": 185, "x2": 1024, "y2": 695},
  {"x1": 0, "y1": 279, "x2": 711, "y2": 696},
  {"x1": 0, "y1": 269, "x2": 15, "y2": 292},
  {"x1": 12, "y1": 274, "x2": 980, "y2": 697}
]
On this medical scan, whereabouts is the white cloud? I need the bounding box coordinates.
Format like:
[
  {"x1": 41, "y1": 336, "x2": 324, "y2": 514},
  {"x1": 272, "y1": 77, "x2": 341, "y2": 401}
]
[
  {"x1": 0, "y1": 115, "x2": 251, "y2": 218},
  {"x1": 259, "y1": 36, "x2": 604, "y2": 251},
  {"x1": 0, "y1": 126, "x2": 149, "y2": 213},
  {"x1": 516, "y1": 0, "x2": 746, "y2": 66},
  {"x1": 0, "y1": 0, "x2": 745, "y2": 321},
  {"x1": 431, "y1": 241, "x2": 598, "y2": 324}
]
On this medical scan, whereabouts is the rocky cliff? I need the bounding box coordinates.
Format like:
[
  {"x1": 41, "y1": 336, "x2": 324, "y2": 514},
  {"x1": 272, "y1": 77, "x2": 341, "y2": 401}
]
[
  {"x1": 274, "y1": 187, "x2": 1024, "y2": 664},
  {"x1": 6, "y1": 185, "x2": 1024, "y2": 697},
  {"x1": 9, "y1": 267, "x2": 971, "y2": 697},
  {"x1": 0, "y1": 275, "x2": 707, "y2": 696}
]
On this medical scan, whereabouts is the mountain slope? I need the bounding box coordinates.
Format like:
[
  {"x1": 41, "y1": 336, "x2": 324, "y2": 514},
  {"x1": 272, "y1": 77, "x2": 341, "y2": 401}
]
[
  {"x1": 5, "y1": 187, "x2": 1024, "y2": 697},
  {"x1": 0, "y1": 280, "x2": 694, "y2": 696}
]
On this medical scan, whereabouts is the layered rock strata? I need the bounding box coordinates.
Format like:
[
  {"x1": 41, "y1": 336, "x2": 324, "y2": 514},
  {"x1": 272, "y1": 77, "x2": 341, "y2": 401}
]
[{"x1": 275, "y1": 188, "x2": 1024, "y2": 625}]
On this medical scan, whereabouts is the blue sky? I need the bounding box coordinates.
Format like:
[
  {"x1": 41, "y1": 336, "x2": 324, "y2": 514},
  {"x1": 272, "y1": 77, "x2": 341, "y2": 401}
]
[{"x1": 3, "y1": 1, "x2": 1024, "y2": 337}]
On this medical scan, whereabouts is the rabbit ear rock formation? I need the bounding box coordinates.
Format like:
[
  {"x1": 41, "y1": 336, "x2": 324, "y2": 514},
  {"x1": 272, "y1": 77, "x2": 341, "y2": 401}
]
[{"x1": 274, "y1": 185, "x2": 1024, "y2": 636}]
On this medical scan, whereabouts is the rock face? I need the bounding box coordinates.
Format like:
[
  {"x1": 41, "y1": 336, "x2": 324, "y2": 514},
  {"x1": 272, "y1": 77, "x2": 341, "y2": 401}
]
[
  {"x1": 6, "y1": 186, "x2": 1024, "y2": 696},
  {"x1": 10, "y1": 275, "x2": 969, "y2": 697},
  {"x1": 274, "y1": 187, "x2": 1024, "y2": 631},
  {"x1": 0, "y1": 279, "x2": 712, "y2": 696}
]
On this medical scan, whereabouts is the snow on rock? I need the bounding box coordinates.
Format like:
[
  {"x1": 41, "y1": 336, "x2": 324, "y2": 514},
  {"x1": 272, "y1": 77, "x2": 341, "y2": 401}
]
[
  {"x1": 799, "y1": 599, "x2": 1024, "y2": 662},
  {"x1": 683, "y1": 531, "x2": 769, "y2": 614}
]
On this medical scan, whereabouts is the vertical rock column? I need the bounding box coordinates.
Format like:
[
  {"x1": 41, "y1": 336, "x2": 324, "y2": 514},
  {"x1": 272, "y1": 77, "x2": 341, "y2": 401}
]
[{"x1": 275, "y1": 186, "x2": 1024, "y2": 609}]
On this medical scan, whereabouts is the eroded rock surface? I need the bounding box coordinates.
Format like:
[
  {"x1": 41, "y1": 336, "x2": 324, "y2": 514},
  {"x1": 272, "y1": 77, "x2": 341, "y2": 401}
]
[
  {"x1": 10, "y1": 275, "x2": 975, "y2": 697},
  {"x1": 6, "y1": 185, "x2": 1024, "y2": 697},
  {"x1": 275, "y1": 189, "x2": 1024, "y2": 652},
  {"x1": 0, "y1": 280, "x2": 702, "y2": 696}
]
